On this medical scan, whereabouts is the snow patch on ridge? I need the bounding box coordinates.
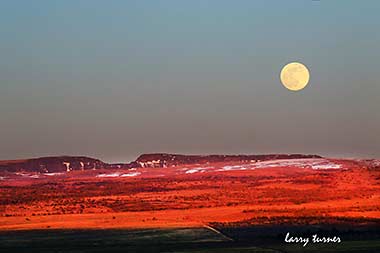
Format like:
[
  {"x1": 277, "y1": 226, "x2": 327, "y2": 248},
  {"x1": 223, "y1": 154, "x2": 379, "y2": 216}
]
[
  {"x1": 14, "y1": 172, "x2": 40, "y2": 178},
  {"x1": 217, "y1": 165, "x2": 249, "y2": 171},
  {"x1": 120, "y1": 172, "x2": 141, "y2": 177},
  {"x1": 96, "y1": 172, "x2": 122, "y2": 178},
  {"x1": 96, "y1": 172, "x2": 141, "y2": 178},
  {"x1": 215, "y1": 159, "x2": 343, "y2": 172},
  {"x1": 185, "y1": 168, "x2": 205, "y2": 174},
  {"x1": 311, "y1": 164, "x2": 341, "y2": 170},
  {"x1": 44, "y1": 172, "x2": 64, "y2": 176},
  {"x1": 252, "y1": 158, "x2": 343, "y2": 170},
  {"x1": 185, "y1": 167, "x2": 213, "y2": 174}
]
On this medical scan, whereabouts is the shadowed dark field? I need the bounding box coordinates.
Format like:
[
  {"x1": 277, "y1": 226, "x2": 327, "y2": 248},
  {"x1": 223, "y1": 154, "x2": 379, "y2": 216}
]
[{"x1": 1, "y1": 225, "x2": 379, "y2": 253}]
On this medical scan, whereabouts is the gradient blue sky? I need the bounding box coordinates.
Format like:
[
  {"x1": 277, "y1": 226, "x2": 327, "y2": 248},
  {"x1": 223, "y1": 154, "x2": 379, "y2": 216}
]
[{"x1": 1, "y1": 1, "x2": 379, "y2": 162}]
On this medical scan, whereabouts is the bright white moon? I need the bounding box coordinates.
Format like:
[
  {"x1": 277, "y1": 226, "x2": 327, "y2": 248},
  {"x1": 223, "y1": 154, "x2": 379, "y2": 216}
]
[{"x1": 280, "y1": 62, "x2": 310, "y2": 91}]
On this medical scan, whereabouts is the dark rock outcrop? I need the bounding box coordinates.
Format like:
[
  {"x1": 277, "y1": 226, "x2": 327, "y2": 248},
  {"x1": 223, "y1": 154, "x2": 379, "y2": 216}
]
[
  {"x1": 0, "y1": 156, "x2": 106, "y2": 173},
  {"x1": 135, "y1": 153, "x2": 322, "y2": 168}
]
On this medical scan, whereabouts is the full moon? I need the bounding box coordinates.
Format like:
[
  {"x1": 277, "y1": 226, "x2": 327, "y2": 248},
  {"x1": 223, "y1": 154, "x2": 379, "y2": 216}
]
[{"x1": 280, "y1": 62, "x2": 310, "y2": 91}]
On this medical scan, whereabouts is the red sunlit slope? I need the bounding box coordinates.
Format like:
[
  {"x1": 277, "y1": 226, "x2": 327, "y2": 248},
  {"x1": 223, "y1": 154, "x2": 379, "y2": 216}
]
[{"x1": 0, "y1": 156, "x2": 379, "y2": 230}]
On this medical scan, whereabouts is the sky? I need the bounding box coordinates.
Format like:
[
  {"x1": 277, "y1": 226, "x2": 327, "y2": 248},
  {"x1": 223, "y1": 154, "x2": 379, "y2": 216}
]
[{"x1": 0, "y1": 1, "x2": 379, "y2": 163}]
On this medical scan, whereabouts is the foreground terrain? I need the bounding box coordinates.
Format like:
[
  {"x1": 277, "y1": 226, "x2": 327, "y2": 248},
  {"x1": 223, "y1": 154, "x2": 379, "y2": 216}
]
[{"x1": 0, "y1": 154, "x2": 379, "y2": 252}]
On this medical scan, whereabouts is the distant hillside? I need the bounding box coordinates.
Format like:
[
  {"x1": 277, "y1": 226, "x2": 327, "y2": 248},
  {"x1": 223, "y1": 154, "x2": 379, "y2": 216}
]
[
  {"x1": 0, "y1": 156, "x2": 106, "y2": 173},
  {"x1": 135, "y1": 153, "x2": 322, "y2": 168},
  {"x1": 0, "y1": 153, "x2": 323, "y2": 172}
]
